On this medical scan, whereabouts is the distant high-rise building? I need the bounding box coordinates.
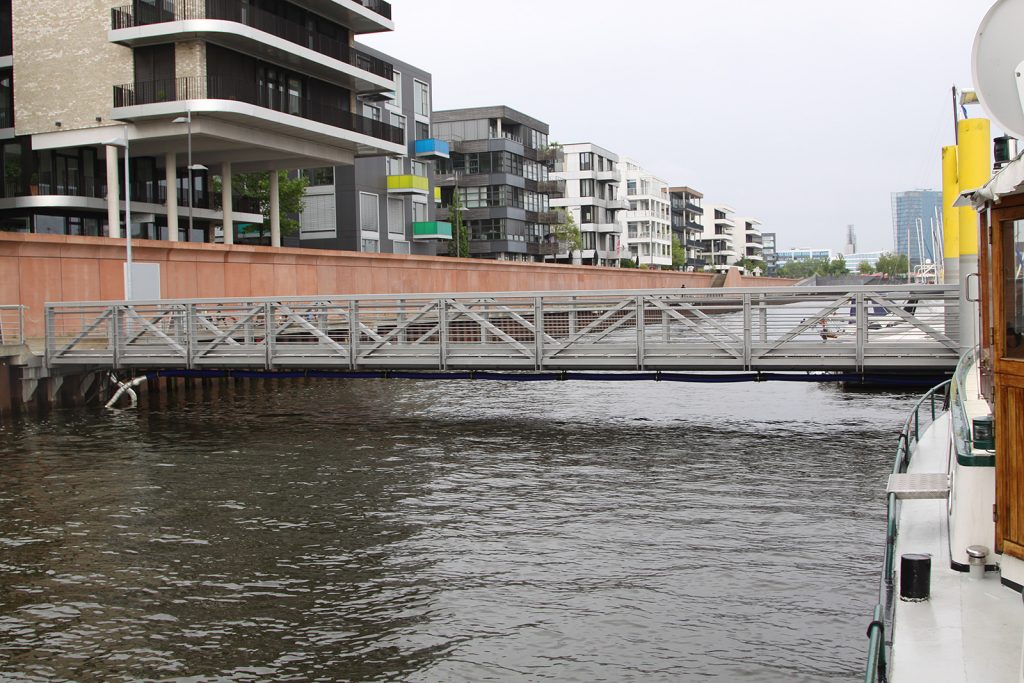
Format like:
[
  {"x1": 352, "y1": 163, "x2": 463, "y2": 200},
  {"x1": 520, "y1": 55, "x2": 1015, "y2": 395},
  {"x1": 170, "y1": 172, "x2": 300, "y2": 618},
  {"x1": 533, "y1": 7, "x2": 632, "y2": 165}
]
[
  {"x1": 844, "y1": 225, "x2": 857, "y2": 255},
  {"x1": 891, "y1": 190, "x2": 942, "y2": 267}
]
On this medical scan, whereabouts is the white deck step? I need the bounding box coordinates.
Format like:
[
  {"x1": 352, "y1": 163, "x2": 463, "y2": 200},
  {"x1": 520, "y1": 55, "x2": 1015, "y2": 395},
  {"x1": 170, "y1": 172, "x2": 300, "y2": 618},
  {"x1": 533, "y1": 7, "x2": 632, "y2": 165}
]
[{"x1": 887, "y1": 472, "x2": 951, "y2": 499}]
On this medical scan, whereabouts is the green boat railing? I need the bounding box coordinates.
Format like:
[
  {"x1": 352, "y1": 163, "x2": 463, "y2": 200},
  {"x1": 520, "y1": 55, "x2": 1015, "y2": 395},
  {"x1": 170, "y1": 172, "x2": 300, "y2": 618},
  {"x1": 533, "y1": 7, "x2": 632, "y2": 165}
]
[{"x1": 864, "y1": 374, "x2": 953, "y2": 683}]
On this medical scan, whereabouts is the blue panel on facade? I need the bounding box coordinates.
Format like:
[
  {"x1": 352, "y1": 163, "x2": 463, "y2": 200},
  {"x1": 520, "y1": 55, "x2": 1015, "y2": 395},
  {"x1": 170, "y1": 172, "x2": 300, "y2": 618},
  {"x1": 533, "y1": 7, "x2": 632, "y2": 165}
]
[{"x1": 415, "y1": 138, "x2": 450, "y2": 158}]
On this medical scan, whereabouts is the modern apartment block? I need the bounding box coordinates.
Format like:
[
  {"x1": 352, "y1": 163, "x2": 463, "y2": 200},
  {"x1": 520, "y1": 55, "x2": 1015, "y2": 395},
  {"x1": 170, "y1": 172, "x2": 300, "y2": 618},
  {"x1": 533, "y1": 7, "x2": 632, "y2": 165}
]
[
  {"x1": 761, "y1": 231, "x2": 778, "y2": 273},
  {"x1": 736, "y1": 216, "x2": 765, "y2": 266},
  {"x1": 549, "y1": 143, "x2": 625, "y2": 266},
  {"x1": 621, "y1": 159, "x2": 671, "y2": 268},
  {"x1": 299, "y1": 45, "x2": 448, "y2": 254},
  {"x1": 891, "y1": 189, "x2": 942, "y2": 267},
  {"x1": 700, "y1": 204, "x2": 741, "y2": 272},
  {"x1": 668, "y1": 186, "x2": 704, "y2": 270},
  {"x1": 0, "y1": 0, "x2": 403, "y2": 247},
  {"x1": 432, "y1": 106, "x2": 559, "y2": 262}
]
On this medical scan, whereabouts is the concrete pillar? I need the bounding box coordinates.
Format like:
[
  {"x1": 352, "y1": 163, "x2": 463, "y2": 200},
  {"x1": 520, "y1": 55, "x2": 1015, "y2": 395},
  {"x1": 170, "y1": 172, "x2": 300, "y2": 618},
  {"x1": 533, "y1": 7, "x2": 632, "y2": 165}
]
[
  {"x1": 106, "y1": 145, "x2": 121, "y2": 239},
  {"x1": 269, "y1": 170, "x2": 281, "y2": 248},
  {"x1": 956, "y1": 118, "x2": 991, "y2": 353},
  {"x1": 165, "y1": 152, "x2": 179, "y2": 242},
  {"x1": 941, "y1": 145, "x2": 960, "y2": 285},
  {"x1": 221, "y1": 161, "x2": 233, "y2": 245}
]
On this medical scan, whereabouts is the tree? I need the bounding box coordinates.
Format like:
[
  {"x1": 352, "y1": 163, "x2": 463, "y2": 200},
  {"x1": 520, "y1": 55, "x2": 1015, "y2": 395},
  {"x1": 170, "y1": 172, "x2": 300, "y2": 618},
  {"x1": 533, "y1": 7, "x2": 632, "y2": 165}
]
[
  {"x1": 619, "y1": 257, "x2": 637, "y2": 269},
  {"x1": 778, "y1": 259, "x2": 823, "y2": 279},
  {"x1": 826, "y1": 255, "x2": 849, "y2": 275},
  {"x1": 552, "y1": 208, "x2": 582, "y2": 262},
  {"x1": 875, "y1": 252, "x2": 909, "y2": 280},
  {"x1": 446, "y1": 187, "x2": 469, "y2": 258},
  {"x1": 858, "y1": 261, "x2": 875, "y2": 274},
  {"x1": 671, "y1": 235, "x2": 686, "y2": 269},
  {"x1": 224, "y1": 171, "x2": 309, "y2": 238},
  {"x1": 733, "y1": 257, "x2": 763, "y2": 272}
]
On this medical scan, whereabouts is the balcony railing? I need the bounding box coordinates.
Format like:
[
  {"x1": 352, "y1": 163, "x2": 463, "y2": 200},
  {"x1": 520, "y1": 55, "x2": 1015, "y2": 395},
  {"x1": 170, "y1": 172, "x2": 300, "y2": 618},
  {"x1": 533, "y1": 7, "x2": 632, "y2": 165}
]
[
  {"x1": 0, "y1": 106, "x2": 12, "y2": 129},
  {"x1": 111, "y1": 1, "x2": 394, "y2": 81},
  {"x1": 113, "y1": 76, "x2": 404, "y2": 146},
  {"x1": 357, "y1": 0, "x2": 392, "y2": 19}
]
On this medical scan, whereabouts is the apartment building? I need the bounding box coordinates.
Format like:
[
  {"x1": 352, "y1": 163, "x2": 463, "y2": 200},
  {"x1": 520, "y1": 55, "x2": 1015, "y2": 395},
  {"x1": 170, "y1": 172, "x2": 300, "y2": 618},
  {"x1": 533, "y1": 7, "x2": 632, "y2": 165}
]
[
  {"x1": 432, "y1": 106, "x2": 559, "y2": 262},
  {"x1": 736, "y1": 216, "x2": 765, "y2": 266},
  {"x1": 762, "y1": 231, "x2": 778, "y2": 273},
  {"x1": 298, "y1": 45, "x2": 448, "y2": 254},
  {"x1": 0, "y1": 0, "x2": 403, "y2": 247},
  {"x1": 700, "y1": 204, "x2": 740, "y2": 272},
  {"x1": 549, "y1": 143, "x2": 625, "y2": 266},
  {"x1": 668, "y1": 186, "x2": 704, "y2": 269},
  {"x1": 621, "y1": 158, "x2": 671, "y2": 268}
]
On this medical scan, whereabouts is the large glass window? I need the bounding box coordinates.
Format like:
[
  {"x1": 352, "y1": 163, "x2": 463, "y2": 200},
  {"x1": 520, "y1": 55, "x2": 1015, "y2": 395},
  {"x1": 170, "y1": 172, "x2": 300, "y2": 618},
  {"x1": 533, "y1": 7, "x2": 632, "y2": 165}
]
[
  {"x1": 414, "y1": 80, "x2": 429, "y2": 117},
  {"x1": 359, "y1": 192, "x2": 379, "y2": 233},
  {"x1": 1004, "y1": 219, "x2": 1024, "y2": 358},
  {"x1": 579, "y1": 152, "x2": 593, "y2": 171}
]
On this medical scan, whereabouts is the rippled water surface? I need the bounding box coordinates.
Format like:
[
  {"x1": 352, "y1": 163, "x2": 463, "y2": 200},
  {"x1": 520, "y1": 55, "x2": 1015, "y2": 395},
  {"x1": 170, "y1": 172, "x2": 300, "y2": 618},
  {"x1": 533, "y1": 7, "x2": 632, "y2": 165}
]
[{"x1": 0, "y1": 379, "x2": 918, "y2": 681}]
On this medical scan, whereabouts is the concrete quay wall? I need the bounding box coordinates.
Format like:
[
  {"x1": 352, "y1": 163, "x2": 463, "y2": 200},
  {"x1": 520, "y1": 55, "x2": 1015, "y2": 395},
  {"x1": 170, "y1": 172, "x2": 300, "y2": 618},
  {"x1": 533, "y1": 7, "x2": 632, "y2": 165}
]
[{"x1": 0, "y1": 233, "x2": 790, "y2": 339}]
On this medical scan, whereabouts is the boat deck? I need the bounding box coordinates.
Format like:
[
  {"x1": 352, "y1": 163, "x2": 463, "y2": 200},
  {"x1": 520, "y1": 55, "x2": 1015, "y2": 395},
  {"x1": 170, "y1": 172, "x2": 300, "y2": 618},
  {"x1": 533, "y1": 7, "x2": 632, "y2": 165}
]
[{"x1": 890, "y1": 412, "x2": 1023, "y2": 682}]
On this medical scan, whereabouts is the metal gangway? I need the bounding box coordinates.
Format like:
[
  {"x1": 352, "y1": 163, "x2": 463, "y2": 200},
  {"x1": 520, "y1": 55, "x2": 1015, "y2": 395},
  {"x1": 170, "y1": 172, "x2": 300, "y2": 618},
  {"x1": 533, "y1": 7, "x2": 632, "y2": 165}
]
[{"x1": 44, "y1": 285, "x2": 961, "y2": 374}]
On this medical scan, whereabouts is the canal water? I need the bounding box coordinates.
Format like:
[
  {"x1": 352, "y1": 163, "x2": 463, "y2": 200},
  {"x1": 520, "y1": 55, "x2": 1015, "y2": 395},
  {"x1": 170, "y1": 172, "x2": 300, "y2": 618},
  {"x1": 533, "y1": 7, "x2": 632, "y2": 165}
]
[{"x1": 0, "y1": 378, "x2": 916, "y2": 681}]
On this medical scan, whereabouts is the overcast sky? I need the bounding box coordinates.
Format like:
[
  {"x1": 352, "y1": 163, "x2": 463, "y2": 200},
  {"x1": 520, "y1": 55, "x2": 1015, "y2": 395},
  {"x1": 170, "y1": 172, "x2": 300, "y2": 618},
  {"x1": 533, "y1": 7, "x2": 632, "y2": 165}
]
[{"x1": 362, "y1": 0, "x2": 997, "y2": 253}]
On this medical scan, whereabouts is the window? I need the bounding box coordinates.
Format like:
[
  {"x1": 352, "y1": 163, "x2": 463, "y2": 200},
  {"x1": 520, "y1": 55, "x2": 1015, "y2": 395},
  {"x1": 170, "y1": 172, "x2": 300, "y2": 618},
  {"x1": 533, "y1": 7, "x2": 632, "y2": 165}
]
[
  {"x1": 392, "y1": 70, "x2": 402, "y2": 109},
  {"x1": 580, "y1": 206, "x2": 595, "y2": 224},
  {"x1": 387, "y1": 156, "x2": 403, "y2": 176},
  {"x1": 579, "y1": 179, "x2": 595, "y2": 197},
  {"x1": 361, "y1": 238, "x2": 379, "y2": 252},
  {"x1": 363, "y1": 104, "x2": 380, "y2": 121},
  {"x1": 416, "y1": 121, "x2": 430, "y2": 141},
  {"x1": 390, "y1": 112, "x2": 406, "y2": 133},
  {"x1": 1004, "y1": 219, "x2": 1024, "y2": 358},
  {"x1": 300, "y1": 193, "x2": 336, "y2": 237},
  {"x1": 411, "y1": 160, "x2": 429, "y2": 177},
  {"x1": 359, "y1": 192, "x2": 379, "y2": 233},
  {"x1": 414, "y1": 80, "x2": 430, "y2": 117},
  {"x1": 388, "y1": 198, "x2": 405, "y2": 237},
  {"x1": 579, "y1": 152, "x2": 593, "y2": 171},
  {"x1": 412, "y1": 200, "x2": 428, "y2": 223},
  {"x1": 392, "y1": 240, "x2": 410, "y2": 254},
  {"x1": 301, "y1": 167, "x2": 334, "y2": 186}
]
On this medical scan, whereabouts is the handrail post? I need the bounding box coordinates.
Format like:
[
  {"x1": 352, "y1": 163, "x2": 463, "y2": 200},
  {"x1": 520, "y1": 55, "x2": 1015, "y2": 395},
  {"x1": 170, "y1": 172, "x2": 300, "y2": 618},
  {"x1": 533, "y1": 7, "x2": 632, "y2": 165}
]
[
  {"x1": 186, "y1": 303, "x2": 195, "y2": 370},
  {"x1": 111, "y1": 305, "x2": 121, "y2": 370},
  {"x1": 19, "y1": 304, "x2": 25, "y2": 346},
  {"x1": 855, "y1": 293, "x2": 866, "y2": 372},
  {"x1": 348, "y1": 300, "x2": 358, "y2": 370},
  {"x1": 534, "y1": 296, "x2": 544, "y2": 371},
  {"x1": 742, "y1": 293, "x2": 752, "y2": 371},
  {"x1": 438, "y1": 298, "x2": 448, "y2": 370},
  {"x1": 264, "y1": 302, "x2": 274, "y2": 371},
  {"x1": 636, "y1": 295, "x2": 645, "y2": 371}
]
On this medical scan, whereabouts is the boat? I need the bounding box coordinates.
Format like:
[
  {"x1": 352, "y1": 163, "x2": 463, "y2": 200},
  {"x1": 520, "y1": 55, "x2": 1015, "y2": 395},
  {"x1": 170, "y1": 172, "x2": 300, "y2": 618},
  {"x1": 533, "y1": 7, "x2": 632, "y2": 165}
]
[{"x1": 864, "y1": 2, "x2": 1024, "y2": 680}]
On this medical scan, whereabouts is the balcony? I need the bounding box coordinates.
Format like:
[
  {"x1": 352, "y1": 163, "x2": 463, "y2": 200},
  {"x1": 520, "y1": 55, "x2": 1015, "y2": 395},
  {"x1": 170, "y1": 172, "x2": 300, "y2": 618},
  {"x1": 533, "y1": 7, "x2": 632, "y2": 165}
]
[
  {"x1": 415, "y1": 138, "x2": 450, "y2": 159},
  {"x1": 110, "y1": 1, "x2": 394, "y2": 93},
  {"x1": 113, "y1": 76, "x2": 405, "y2": 155},
  {"x1": 387, "y1": 175, "x2": 429, "y2": 195},
  {"x1": 686, "y1": 201, "x2": 703, "y2": 214},
  {"x1": 413, "y1": 221, "x2": 452, "y2": 240},
  {"x1": 538, "y1": 179, "x2": 566, "y2": 196},
  {"x1": 536, "y1": 145, "x2": 564, "y2": 163}
]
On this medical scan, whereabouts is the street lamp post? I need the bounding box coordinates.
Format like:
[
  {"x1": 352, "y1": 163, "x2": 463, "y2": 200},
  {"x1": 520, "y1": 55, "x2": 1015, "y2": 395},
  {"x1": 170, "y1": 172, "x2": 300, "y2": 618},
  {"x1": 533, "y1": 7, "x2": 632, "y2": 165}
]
[{"x1": 172, "y1": 111, "x2": 207, "y2": 241}]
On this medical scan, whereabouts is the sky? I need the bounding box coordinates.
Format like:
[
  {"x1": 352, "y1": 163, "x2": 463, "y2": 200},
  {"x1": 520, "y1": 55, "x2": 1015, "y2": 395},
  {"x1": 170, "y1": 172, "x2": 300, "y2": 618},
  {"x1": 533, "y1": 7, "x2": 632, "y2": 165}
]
[{"x1": 361, "y1": 0, "x2": 998, "y2": 254}]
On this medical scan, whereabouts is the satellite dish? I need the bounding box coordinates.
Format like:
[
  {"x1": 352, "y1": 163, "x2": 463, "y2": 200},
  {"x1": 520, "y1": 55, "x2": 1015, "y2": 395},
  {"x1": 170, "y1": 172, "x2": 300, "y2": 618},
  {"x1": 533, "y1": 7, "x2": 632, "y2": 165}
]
[{"x1": 972, "y1": 0, "x2": 1024, "y2": 138}]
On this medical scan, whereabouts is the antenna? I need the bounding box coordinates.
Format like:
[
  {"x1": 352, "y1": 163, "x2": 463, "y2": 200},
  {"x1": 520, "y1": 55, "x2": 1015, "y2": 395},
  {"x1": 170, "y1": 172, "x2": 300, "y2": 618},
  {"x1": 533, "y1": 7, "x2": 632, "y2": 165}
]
[{"x1": 972, "y1": 0, "x2": 1024, "y2": 138}]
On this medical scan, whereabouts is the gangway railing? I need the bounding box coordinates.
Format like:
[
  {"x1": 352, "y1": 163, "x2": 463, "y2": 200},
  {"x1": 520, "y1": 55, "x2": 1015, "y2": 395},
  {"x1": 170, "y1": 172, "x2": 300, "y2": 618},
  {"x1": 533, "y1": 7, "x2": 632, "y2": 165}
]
[
  {"x1": 44, "y1": 285, "x2": 961, "y2": 373},
  {"x1": 0, "y1": 305, "x2": 25, "y2": 346}
]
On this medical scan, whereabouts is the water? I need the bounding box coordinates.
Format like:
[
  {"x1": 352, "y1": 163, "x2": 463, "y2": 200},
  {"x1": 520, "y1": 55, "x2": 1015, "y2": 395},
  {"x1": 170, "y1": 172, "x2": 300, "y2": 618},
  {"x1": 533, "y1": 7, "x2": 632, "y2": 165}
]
[{"x1": 0, "y1": 378, "x2": 917, "y2": 681}]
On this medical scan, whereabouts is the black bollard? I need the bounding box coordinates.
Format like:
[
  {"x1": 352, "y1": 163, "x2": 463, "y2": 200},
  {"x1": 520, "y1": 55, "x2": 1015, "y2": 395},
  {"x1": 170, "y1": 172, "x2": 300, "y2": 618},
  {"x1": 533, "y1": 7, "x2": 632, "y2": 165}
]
[{"x1": 900, "y1": 553, "x2": 932, "y2": 602}]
